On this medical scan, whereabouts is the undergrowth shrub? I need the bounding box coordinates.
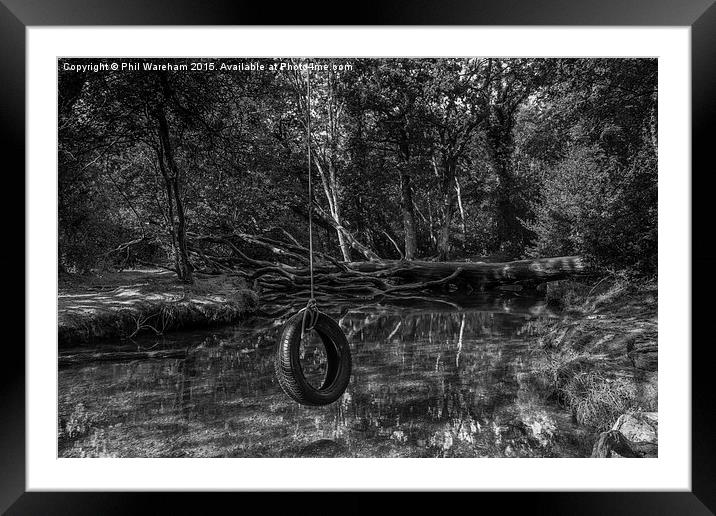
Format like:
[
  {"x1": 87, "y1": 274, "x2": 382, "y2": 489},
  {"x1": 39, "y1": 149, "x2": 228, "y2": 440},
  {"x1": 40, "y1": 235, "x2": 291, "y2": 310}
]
[{"x1": 525, "y1": 143, "x2": 656, "y2": 274}]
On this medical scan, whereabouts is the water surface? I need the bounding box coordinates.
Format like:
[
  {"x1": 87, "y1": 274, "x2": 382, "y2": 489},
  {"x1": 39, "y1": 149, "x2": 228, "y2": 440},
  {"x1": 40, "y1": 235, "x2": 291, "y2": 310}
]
[{"x1": 58, "y1": 294, "x2": 593, "y2": 457}]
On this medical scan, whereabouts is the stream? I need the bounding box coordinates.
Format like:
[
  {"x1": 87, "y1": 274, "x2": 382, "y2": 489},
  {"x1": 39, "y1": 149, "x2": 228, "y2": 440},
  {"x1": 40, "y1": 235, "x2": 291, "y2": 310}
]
[{"x1": 58, "y1": 293, "x2": 594, "y2": 457}]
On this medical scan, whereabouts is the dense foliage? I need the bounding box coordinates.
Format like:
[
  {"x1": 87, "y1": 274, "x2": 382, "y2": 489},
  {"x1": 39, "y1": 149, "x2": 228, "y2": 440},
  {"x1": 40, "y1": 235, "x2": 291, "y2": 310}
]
[{"x1": 58, "y1": 58, "x2": 657, "y2": 277}]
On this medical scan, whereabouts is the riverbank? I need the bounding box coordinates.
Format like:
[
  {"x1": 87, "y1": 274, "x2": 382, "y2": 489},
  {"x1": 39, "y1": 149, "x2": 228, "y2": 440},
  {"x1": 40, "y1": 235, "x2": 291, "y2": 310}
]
[
  {"x1": 58, "y1": 269, "x2": 258, "y2": 347},
  {"x1": 532, "y1": 275, "x2": 658, "y2": 457}
]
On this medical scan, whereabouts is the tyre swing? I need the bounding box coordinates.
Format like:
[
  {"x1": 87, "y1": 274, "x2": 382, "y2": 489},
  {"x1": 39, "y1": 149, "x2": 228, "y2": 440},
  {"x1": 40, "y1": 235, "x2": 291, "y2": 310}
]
[{"x1": 274, "y1": 66, "x2": 352, "y2": 406}]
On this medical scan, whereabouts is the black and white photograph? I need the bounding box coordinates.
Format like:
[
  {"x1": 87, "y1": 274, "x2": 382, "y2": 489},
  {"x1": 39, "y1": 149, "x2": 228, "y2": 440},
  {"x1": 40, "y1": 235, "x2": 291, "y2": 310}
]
[{"x1": 57, "y1": 56, "x2": 658, "y2": 459}]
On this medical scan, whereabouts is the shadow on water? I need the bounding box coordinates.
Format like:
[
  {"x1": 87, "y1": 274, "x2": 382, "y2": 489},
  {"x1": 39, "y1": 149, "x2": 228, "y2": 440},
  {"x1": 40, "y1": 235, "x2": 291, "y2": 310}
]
[{"x1": 58, "y1": 293, "x2": 594, "y2": 458}]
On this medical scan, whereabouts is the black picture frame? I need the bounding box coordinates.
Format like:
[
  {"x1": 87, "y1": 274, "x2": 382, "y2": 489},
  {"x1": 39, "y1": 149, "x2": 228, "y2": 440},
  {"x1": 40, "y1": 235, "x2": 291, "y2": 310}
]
[{"x1": 3, "y1": 1, "x2": 714, "y2": 513}]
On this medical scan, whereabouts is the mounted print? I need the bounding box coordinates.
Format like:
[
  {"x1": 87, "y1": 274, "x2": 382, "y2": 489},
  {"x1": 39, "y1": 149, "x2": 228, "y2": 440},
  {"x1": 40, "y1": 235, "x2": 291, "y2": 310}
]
[{"x1": 57, "y1": 56, "x2": 658, "y2": 459}]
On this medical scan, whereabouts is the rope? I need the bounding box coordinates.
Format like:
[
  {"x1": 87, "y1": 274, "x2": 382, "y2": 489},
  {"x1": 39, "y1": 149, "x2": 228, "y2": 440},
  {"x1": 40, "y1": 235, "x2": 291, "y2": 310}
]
[
  {"x1": 300, "y1": 298, "x2": 319, "y2": 334},
  {"x1": 301, "y1": 64, "x2": 318, "y2": 334},
  {"x1": 306, "y1": 65, "x2": 315, "y2": 303}
]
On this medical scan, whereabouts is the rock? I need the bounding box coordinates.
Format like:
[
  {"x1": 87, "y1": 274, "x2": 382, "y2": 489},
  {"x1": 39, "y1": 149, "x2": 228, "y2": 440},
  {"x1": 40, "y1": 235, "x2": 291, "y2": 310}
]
[
  {"x1": 592, "y1": 412, "x2": 659, "y2": 458},
  {"x1": 626, "y1": 340, "x2": 657, "y2": 371},
  {"x1": 613, "y1": 412, "x2": 657, "y2": 444},
  {"x1": 591, "y1": 429, "x2": 658, "y2": 458},
  {"x1": 591, "y1": 430, "x2": 641, "y2": 458}
]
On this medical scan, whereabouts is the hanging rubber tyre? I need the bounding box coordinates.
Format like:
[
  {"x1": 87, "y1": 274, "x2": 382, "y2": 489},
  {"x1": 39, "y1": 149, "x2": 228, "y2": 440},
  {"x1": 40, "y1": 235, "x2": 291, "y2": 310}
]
[{"x1": 275, "y1": 310, "x2": 352, "y2": 406}]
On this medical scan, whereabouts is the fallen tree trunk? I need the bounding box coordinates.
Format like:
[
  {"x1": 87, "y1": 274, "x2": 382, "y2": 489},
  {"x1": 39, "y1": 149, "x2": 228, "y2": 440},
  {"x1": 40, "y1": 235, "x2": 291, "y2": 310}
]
[
  {"x1": 345, "y1": 256, "x2": 587, "y2": 287},
  {"x1": 182, "y1": 230, "x2": 586, "y2": 300}
]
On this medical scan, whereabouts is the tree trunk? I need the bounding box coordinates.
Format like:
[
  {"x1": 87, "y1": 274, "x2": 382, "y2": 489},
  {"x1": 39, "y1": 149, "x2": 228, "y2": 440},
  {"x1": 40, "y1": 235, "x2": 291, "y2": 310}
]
[
  {"x1": 399, "y1": 169, "x2": 417, "y2": 260},
  {"x1": 310, "y1": 136, "x2": 352, "y2": 262},
  {"x1": 397, "y1": 130, "x2": 417, "y2": 260},
  {"x1": 154, "y1": 73, "x2": 194, "y2": 284},
  {"x1": 156, "y1": 145, "x2": 180, "y2": 274},
  {"x1": 313, "y1": 205, "x2": 381, "y2": 262},
  {"x1": 495, "y1": 174, "x2": 524, "y2": 257},
  {"x1": 173, "y1": 173, "x2": 193, "y2": 283},
  {"x1": 294, "y1": 68, "x2": 352, "y2": 263},
  {"x1": 455, "y1": 176, "x2": 466, "y2": 238},
  {"x1": 427, "y1": 202, "x2": 436, "y2": 247},
  {"x1": 487, "y1": 99, "x2": 523, "y2": 255},
  {"x1": 437, "y1": 158, "x2": 457, "y2": 261},
  {"x1": 333, "y1": 205, "x2": 352, "y2": 262},
  {"x1": 496, "y1": 188, "x2": 515, "y2": 251}
]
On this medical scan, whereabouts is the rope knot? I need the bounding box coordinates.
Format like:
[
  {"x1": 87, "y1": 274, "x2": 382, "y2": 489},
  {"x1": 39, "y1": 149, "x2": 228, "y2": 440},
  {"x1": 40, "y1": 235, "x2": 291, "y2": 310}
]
[{"x1": 301, "y1": 298, "x2": 319, "y2": 333}]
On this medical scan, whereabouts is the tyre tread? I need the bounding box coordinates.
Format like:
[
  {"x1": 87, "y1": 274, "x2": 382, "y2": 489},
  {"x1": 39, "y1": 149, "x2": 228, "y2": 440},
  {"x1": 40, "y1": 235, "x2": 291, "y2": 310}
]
[{"x1": 274, "y1": 311, "x2": 351, "y2": 406}]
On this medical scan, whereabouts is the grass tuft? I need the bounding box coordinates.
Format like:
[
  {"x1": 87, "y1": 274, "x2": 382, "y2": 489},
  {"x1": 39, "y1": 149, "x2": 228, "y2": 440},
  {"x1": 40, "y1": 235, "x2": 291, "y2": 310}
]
[{"x1": 560, "y1": 371, "x2": 638, "y2": 431}]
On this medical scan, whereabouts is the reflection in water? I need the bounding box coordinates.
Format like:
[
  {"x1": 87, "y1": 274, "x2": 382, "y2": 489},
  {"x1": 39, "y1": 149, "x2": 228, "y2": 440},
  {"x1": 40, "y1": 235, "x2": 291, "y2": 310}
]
[
  {"x1": 299, "y1": 332, "x2": 330, "y2": 389},
  {"x1": 58, "y1": 296, "x2": 593, "y2": 457}
]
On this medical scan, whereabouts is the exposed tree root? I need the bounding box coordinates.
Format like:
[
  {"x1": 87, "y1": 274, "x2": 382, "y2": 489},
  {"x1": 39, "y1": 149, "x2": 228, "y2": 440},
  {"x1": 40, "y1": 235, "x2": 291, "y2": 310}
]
[{"x1": 121, "y1": 229, "x2": 587, "y2": 303}]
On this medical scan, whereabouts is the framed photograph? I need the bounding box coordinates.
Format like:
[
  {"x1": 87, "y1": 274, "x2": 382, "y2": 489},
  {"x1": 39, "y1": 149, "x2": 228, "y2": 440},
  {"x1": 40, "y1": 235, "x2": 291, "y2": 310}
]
[{"x1": 5, "y1": 0, "x2": 714, "y2": 513}]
